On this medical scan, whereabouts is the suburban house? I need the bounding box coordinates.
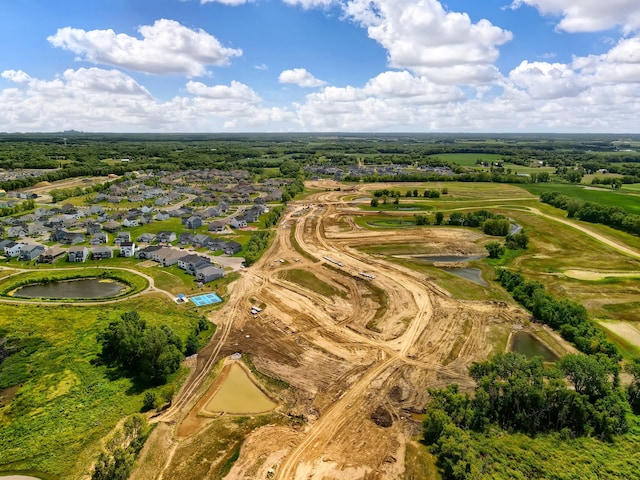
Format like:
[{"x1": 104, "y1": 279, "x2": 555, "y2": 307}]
[
  {"x1": 7, "y1": 225, "x2": 27, "y2": 238},
  {"x1": 152, "y1": 247, "x2": 183, "y2": 267},
  {"x1": 68, "y1": 246, "x2": 89, "y2": 263},
  {"x1": 137, "y1": 233, "x2": 156, "y2": 243},
  {"x1": 86, "y1": 223, "x2": 102, "y2": 235},
  {"x1": 156, "y1": 231, "x2": 177, "y2": 244},
  {"x1": 185, "y1": 216, "x2": 203, "y2": 229},
  {"x1": 102, "y1": 221, "x2": 121, "y2": 233},
  {"x1": 114, "y1": 232, "x2": 131, "y2": 245},
  {"x1": 62, "y1": 232, "x2": 86, "y2": 245},
  {"x1": 41, "y1": 246, "x2": 66, "y2": 263},
  {"x1": 19, "y1": 244, "x2": 45, "y2": 261},
  {"x1": 192, "y1": 234, "x2": 212, "y2": 247},
  {"x1": 224, "y1": 241, "x2": 242, "y2": 255},
  {"x1": 123, "y1": 216, "x2": 139, "y2": 228},
  {"x1": 229, "y1": 217, "x2": 247, "y2": 229},
  {"x1": 208, "y1": 221, "x2": 226, "y2": 232},
  {"x1": 91, "y1": 246, "x2": 112, "y2": 260},
  {"x1": 50, "y1": 229, "x2": 69, "y2": 242},
  {"x1": 177, "y1": 254, "x2": 211, "y2": 275},
  {"x1": 178, "y1": 233, "x2": 194, "y2": 245},
  {"x1": 196, "y1": 264, "x2": 224, "y2": 283},
  {"x1": 119, "y1": 241, "x2": 136, "y2": 258},
  {"x1": 4, "y1": 242, "x2": 25, "y2": 257},
  {"x1": 136, "y1": 245, "x2": 162, "y2": 259},
  {"x1": 90, "y1": 232, "x2": 108, "y2": 245},
  {"x1": 154, "y1": 211, "x2": 170, "y2": 221}
]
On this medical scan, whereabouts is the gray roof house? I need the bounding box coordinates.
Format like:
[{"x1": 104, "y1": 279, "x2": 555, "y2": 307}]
[
  {"x1": 19, "y1": 244, "x2": 45, "y2": 261},
  {"x1": 178, "y1": 254, "x2": 211, "y2": 275},
  {"x1": 92, "y1": 246, "x2": 112, "y2": 260},
  {"x1": 68, "y1": 246, "x2": 89, "y2": 262},
  {"x1": 195, "y1": 264, "x2": 224, "y2": 283}
]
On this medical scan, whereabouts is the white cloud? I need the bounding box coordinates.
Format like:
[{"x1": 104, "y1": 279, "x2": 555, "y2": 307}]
[
  {"x1": 509, "y1": 60, "x2": 585, "y2": 99},
  {"x1": 342, "y1": 0, "x2": 512, "y2": 84},
  {"x1": 47, "y1": 19, "x2": 242, "y2": 77},
  {"x1": 282, "y1": 0, "x2": 336, "y2": 9},
  {"x1": 186, "y1": 80, "x2": 261, "y2": 102},
  {"x1": 255, "y1": 64, "x2": 269, "y2": 70},
  {"x1": 0, "y1": 68, "x2": 293, "y2": 132},
  {"x1": 511, "y1": 0, "x2": 640, "y2": 33},
  {"x1": 278, "y1": 68, "x2": 326, "y2": 87},
  {"x1": 1, "y1": 70, "x2": 32, "y2": 83}
]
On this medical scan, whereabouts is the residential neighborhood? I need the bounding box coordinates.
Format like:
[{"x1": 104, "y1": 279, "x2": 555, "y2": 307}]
[{"x1": 0, "y1": 168, "x2": 282, "y2": 283}]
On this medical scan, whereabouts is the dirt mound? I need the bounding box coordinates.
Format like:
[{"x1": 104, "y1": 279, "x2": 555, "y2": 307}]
[
  {"x1": 33, "y1": 181, "x2": 51, "y2": 187},
  {"x1": 371, "y1": 406, "x2": 393, "y2": 428}
]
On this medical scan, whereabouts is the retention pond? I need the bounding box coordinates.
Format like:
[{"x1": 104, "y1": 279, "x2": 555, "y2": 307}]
[
  {"x1": 509, "y1": 331, "x2": 559, "y2": 362},
  {"x1": 202, "y1": 362, "x2": 276, "y2": 415},
  {"x1": 13, "y1": 278, "x2": 126, "y2": 299}
]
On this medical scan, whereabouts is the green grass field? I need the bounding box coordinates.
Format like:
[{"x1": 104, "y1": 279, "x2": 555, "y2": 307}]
[
  {"x1": 521, "y1": 183, "x2": 640, "y2": 215},
  {"x1": 0, "y1": 296, "x2": 208, "y2": 478}
]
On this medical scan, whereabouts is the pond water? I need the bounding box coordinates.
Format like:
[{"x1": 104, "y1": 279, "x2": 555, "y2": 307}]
[
  {"x1": 14, "y1": 278, "x2": 126, "y2": 299},
  {"x1": 204, "y1": 363, "x2": 276, "y2": 415},
  {"x1": 445, "y1": 268, "x2": 488, "y2": 286},
  {"x1": 509, "y1": 331, "x2": 559, "y2": 362}
]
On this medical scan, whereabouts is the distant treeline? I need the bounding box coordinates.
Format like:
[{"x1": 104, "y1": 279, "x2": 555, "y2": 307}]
[
  {"x1": 540, "y1": 191, "x2": 640, "y2": 236},
  {"x1": 496, "y1": 268, "x2": 619, "y2": 359},
  {"x1": 0, "y1": 165, "x2": 132, "y2": 192}
]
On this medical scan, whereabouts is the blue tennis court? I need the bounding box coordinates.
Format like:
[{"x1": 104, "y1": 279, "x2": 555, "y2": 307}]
[{"x1": 190, "y1": 292, "x2": 222, "y2": 306}]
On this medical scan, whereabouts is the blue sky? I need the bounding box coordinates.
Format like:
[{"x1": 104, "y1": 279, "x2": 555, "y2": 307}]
[{"x1": 1, "y1": 0, "x2": 639, "y2": 132}]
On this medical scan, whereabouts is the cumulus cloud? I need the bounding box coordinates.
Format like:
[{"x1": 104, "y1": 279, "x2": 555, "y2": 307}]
[
  {"x1": 47, "y1": 19, "x2": 242, "y2": 77},
  {"x1": 186, "y1": 80, "x2": 261, "y2": 102},
  {"x1": 509, "y1": 60, "x2": 585, "y2": 99},
  {"x1": 278, "y1": 68, "x2": 326, "y2": 87},
  {"x1": 511, "y1": 0, "x2": 640, "y2": 33},
  {"x1": 0, "y1": 68, "x2": 293, "y2": 132},
  {"x1": 342, "y1": 0, "x2": 512, "y2": 84}
]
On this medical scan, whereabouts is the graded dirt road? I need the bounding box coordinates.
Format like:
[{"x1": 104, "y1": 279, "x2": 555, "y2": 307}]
[{"x1": 133, "y1": 182, "x2": 531, "y2": 480}]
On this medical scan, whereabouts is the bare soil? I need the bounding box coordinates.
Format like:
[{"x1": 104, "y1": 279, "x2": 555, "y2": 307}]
[{"x1": 132, "y1": 182, "x2": 535, "y2": 480}]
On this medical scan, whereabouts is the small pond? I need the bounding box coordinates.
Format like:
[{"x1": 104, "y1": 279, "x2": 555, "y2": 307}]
[
  {"x1": 14, "y1": 278, "x2": 126, "y2": 299},
  {"x1": 509, "y1": 331, "x2": 559, "y2": 362},
  {"x1": 445, "y1": 268, "x2": 488, "y2": 286},
  {"x1": 204, "y1": 363, "x2": 276, "y2": 415}
]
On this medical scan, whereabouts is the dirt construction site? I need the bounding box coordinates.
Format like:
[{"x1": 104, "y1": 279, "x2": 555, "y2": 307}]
[{"x1": 131, "y1": 181, "x2": 534, "y2": 480}]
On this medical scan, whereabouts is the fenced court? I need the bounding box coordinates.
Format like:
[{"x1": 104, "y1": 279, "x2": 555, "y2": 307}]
[{"x1": 190, "y1": 292, "x2": 222, "y2": 306}]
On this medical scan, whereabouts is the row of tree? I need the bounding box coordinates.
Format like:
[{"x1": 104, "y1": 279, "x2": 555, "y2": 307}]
[
  {"x1": 243, "y1": 230, "x2": 273, "y2": 266},
  {"x1": 496, "y1": 269, "x2": 619, "y2": 359},
  {"x1": 540, "y1": 191, "x2": 640, "y2": 236}
]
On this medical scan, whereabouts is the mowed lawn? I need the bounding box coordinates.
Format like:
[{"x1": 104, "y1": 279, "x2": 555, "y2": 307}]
[{"x1": 0, "y1": 296, "x2": 204, "y2": 478}]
